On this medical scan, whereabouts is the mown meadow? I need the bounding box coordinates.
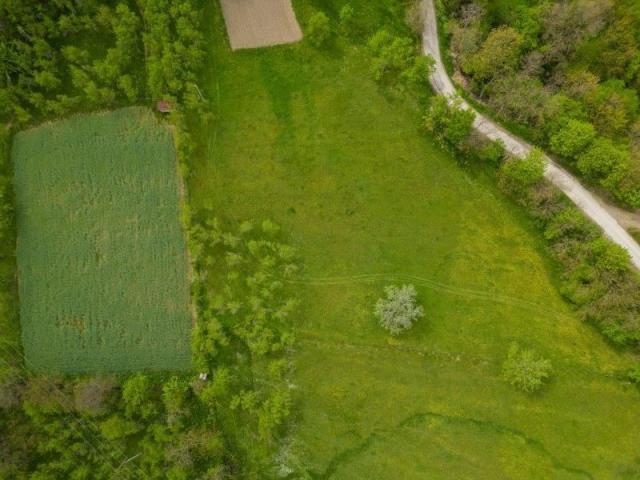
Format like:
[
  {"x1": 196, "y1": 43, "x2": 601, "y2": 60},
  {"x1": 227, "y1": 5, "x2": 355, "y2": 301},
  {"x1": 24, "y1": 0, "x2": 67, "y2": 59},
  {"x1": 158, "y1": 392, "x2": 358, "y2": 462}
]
[
  {"x1": 12, "y1": 107, "x2": 192, "y2": 373},
  {"x1": 186, "y1": 0, "x2": 640, "y2": 477}
]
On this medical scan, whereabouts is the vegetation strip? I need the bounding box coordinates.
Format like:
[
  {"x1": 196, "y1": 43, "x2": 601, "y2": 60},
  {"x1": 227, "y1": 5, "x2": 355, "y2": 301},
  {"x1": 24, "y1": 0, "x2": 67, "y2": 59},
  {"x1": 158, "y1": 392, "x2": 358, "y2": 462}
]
[{"x1": 422, "y1": 0, "x2": 640, "y2": 269}]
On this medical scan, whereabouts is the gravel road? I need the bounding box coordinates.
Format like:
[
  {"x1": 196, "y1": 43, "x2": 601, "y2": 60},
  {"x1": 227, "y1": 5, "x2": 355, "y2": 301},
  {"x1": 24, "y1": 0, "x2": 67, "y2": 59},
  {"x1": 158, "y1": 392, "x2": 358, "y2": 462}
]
[{"x1": 422, "y1": 0, "x2": 640, "y2": 269}]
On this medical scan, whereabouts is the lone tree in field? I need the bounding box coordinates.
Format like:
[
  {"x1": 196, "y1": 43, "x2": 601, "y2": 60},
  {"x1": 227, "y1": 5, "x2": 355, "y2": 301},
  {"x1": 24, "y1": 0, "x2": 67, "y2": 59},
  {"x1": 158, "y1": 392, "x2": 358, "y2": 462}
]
[
  {"x1": 501, "y1": 343, "x2": 552, "y2": 393},
  {"x1": 375, "y1": 284, "x2": 424, "y2": 335}
]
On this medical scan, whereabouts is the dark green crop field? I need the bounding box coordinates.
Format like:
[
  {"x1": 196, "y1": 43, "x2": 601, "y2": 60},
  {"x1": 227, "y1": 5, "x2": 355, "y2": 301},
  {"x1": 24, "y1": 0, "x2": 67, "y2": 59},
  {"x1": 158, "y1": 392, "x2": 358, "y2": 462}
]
[{"x1": 12, "y1": 107, "x2": 191, "y2": 373}]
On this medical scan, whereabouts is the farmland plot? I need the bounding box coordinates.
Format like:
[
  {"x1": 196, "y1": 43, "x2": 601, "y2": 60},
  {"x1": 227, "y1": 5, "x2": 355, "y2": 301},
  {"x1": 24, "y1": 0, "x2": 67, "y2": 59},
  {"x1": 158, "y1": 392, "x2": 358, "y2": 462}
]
[{"x1": 12, "y1": 107, "x2": 192, "y2": 373}]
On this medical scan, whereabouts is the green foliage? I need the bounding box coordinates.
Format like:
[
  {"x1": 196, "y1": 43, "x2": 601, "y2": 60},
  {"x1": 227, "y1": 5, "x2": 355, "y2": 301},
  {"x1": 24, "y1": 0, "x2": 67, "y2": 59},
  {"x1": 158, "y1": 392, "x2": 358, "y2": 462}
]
[
  {"x1": 424, "y1": 95, "x2": 475, "y2": 148},
  {"x1": 628, "y1": 364, "x2": 640, "y2": 384},
  {"x1": 466, "y1": 26, "x2": 523, "y2": 83},
  {"x1": 476, "y1": 139, "x2": 506, "y2": 167},
  {"x1": 499, "y1": 148, "x2": 545, "y2": 190},
  {"x1": 502, "y1": 343, "x2": 553, "y2": 393},
  {"x1": 368, "y1": 30, "x2": 435, "y2": 89},
  {"x1": 306, "y1": 11, "x2": 331, "y2": 48},
  {"x1": 374, "y1": 284, "x2": 424, "y2": 335},
  {"x1": 443, "y1": 0, "x2": 640, "y2": 208},
  {"x1": 0, "y1": 0, "x2": 145, "y2": 124},
  {"x1": 99, "y1": 414, "x2": 141, "y2": 440},
  {"x1": 497, "y1": 161, "x2": 640, "y2": 346},
  {"x1": 549, "y1": 119, "x2": 596, "y2": 159},
  {"x1": 12, "y1": 108, "x2": 192, "y2": 373},
  {"x1": 137, "y1": 0, "x2": 206, "y2": 109},
  {"x1": 188, "y1": 216, "x2": 300, "y2": 470},
  {"x1": 122, "y1": 374, "x2": 157, "y2": 420},
  {"x1": 576, "y1": 138, "x2": 628, "y2": 181},
  {"x1": 338, "y1": 4, "x2": 356, "y2": 35}
]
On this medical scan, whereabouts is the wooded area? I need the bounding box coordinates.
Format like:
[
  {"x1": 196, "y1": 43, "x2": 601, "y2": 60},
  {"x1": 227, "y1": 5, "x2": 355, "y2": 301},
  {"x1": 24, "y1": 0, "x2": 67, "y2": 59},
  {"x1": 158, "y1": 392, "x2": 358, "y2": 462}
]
[{"x1": 443, "y1": 0, "x2": 640, "y2": 208}]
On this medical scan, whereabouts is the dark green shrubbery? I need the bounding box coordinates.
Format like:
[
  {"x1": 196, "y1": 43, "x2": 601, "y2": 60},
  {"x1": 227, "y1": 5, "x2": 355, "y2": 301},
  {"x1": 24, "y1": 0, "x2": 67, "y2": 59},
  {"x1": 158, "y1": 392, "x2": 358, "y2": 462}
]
[
  {"x1": 424, "y1": 96, "x2": 475, "y2": 149},
  {"x1": 306, "y1": 11, "x2": 331, "y2": 48},
  {"x1": 368, "y1": 29, "x2": 435, "y2": 91}
]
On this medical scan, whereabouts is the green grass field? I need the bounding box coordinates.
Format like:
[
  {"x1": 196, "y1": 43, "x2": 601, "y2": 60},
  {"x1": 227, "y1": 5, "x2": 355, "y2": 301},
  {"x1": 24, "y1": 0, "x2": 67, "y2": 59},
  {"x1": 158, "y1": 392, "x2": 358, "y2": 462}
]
[
  {"x1": 12, "y1": 107, "x2": 191, "y2": 374},
  {"x1": 191, "y1": 1, "x2": 640, "y2": 478}
]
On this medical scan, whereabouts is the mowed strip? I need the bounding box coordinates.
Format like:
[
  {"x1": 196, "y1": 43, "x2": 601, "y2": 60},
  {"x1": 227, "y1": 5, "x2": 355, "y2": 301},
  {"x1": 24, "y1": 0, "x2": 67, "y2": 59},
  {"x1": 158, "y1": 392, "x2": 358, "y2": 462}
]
[
  {"x1": 219, "y1": 0, "x2": 302, "y2": 50},
  {"x1": 12, "y1": 107, "x2": 192, "y2": 374}
]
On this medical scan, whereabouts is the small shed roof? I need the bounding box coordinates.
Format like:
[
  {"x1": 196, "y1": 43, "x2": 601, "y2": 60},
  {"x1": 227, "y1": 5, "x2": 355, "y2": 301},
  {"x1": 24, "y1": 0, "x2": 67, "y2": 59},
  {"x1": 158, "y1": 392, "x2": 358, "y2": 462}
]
[{"x1": 156, "y1": 100, "x2": 172, "y2": 113}]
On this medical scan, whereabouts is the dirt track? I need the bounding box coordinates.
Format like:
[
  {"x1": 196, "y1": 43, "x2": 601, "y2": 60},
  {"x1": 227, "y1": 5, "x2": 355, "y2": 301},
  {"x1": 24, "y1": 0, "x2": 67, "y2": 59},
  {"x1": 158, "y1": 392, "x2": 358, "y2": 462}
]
[
  {"x1": 220, "y1": 0, "x2": 302, "y2": 50},
  {"x1": 421, "y1": 0, "x2": 640, "y2": 269}
]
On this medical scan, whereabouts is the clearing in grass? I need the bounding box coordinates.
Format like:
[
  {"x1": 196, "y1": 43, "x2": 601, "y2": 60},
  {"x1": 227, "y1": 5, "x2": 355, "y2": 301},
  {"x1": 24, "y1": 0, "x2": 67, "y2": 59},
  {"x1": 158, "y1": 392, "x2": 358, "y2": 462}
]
[{"x1": 12, "y1": 107, "x2": 191, "y2": 374}]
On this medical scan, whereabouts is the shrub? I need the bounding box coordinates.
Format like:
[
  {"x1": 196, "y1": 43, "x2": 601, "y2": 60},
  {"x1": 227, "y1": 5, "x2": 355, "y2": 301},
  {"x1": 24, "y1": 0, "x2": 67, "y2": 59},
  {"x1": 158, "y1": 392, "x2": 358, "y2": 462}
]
[
  {"x1": 374, "y1": 284, "x2": 424, "y2": 335},
  {"x1": 122, "y1": 373, "x2": 156, "y2": 419},
  {"x1": 307, "y1": 11, "x2": 331, "y2": 48},
  {"x1": 501, "y1": 343, "x2": 552, "y2": 393},
  {"x1": 338, "y1": 4, "x2": 355, "y2": 35},
  {"x1": 576, "y1": 138, "x2": 628, "y2": 181},
  {"x1": 99, "y1": 414, "x2": 141, "y2": 440},
  {"x1": 476, "y1": 139, "x2": 506, "y2": 167},
  {"x1": 499, "y1": 148, "x2": 546, "y2": 191},
  {"x1": 628, "y1": 364, "x2": 640, "y2": 384},
  {"x1": 549, "y1": 119, "x2": 596, "y2": 159},
  {"x1": 424, "y1": 95, "x2": 475, "y2": 148},
  {"x1": 368, "y1": 30, "x2": 434, "y2": 88}
]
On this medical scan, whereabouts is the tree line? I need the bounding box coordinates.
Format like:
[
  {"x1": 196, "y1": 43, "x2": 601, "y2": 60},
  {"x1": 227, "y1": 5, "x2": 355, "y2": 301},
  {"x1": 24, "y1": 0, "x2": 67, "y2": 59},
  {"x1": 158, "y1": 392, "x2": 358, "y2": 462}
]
[{"x1": 425, "y1": 94, "x2": 640, "y2": 350}]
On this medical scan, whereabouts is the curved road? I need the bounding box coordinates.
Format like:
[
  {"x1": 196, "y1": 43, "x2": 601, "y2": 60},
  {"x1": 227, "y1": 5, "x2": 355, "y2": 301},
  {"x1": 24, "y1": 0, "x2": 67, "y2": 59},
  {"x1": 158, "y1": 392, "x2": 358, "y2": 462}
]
[{"x1": 421, "y1": 0, "x2": 640, "y2": 269}]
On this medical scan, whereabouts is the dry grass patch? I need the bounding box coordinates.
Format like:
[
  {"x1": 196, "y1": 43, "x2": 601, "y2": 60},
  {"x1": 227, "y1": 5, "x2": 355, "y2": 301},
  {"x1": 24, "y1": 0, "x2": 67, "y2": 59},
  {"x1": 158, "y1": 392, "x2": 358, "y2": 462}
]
[{"x1": 219, "y1": 0, "x2": 302, "y2": 50}]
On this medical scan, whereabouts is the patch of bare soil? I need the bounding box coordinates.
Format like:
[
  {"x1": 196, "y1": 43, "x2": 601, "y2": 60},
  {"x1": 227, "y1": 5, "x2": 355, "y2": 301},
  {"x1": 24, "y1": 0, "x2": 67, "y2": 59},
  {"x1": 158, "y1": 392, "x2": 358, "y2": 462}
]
[{"x1": 219, "y1": 0, "x2": 303, "y2": 50}]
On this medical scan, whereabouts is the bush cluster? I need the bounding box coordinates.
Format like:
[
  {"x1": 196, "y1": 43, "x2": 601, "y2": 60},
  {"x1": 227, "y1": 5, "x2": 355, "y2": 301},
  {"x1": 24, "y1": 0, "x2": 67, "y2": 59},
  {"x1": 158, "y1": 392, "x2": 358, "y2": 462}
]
[{"x1": 188, "y1": 216, "x2": 301, "y2": 473}]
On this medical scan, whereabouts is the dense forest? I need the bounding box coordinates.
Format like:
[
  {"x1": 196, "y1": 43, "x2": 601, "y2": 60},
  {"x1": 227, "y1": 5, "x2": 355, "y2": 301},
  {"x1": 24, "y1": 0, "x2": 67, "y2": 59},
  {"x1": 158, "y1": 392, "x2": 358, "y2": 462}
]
[{"x1": 443, "y1": 0, "x2": 640, "y2": 208}]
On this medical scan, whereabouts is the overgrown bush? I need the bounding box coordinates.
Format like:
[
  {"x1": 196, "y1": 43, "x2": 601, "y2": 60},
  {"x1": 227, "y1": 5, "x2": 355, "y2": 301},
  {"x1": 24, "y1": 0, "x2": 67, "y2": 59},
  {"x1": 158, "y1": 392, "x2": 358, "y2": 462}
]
[
  {"x1": 424, "y1": 95, "x2": 475, "y2": 149},
  {"x1": 499, "y1": 148, "x2": 545, "y2": 192},
  {"x1": 307, "y1": 11, "x2": 331, "y2": 48},
  {"x1": 338, "y1": 4, "x2": 355, "y2": 36},
  {"x1": 374, "y1": 284, "x2": 424, "y2": 335},
  {"x1": 501, "y1": 343, "x2": 552, "y2": 393},
  {"x1": 368, "y1": 30, "x2": 435, "y2": 90}
]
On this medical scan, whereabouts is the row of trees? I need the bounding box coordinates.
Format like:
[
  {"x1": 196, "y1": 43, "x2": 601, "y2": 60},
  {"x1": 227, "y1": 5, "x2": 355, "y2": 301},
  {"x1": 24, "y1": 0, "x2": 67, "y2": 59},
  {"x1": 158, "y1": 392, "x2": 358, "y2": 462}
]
[
  {"x1": 424, "y1": 95, "x2": 640, "y2": 348},
  {"x1": 444, "y1": 0, "x2": 640, "y2": 208}
]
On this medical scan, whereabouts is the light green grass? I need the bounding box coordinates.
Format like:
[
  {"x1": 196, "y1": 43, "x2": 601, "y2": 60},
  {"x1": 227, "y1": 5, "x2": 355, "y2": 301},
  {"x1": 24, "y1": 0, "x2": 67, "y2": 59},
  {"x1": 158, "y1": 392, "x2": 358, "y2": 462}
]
[
  {"x1": 192, "y1": 1, "x2": 640, "y2": 478},
  {"x1": 12, "y1": 107, "x2": 191, "y2": 374}
]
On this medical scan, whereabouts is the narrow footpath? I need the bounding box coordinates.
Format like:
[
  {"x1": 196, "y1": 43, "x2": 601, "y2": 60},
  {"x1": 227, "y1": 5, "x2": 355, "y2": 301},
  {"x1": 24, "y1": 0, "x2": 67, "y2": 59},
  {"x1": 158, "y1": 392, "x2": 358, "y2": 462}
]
[{"x1": 422, "y1": 0, "x2": 640, "y2": 269}]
